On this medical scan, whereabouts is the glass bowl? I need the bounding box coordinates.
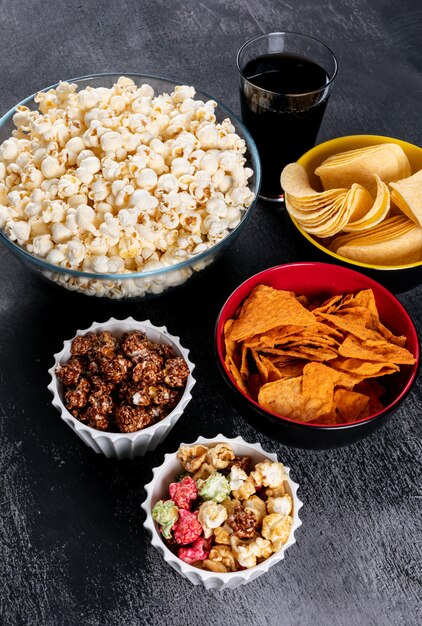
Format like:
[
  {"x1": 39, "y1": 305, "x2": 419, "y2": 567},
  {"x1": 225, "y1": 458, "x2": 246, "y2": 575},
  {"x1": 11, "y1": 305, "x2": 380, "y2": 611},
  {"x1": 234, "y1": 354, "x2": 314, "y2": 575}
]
[{"x1": 0, "y1": 73, "x2": 261, "y2": 299}]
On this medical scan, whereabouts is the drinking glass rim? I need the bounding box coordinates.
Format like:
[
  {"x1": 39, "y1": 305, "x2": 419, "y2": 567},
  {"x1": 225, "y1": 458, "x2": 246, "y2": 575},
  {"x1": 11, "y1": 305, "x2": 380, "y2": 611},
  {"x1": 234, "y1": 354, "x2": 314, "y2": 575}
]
[{"x1": 236, "y1": 31, "x2": 338, "y2": 97}]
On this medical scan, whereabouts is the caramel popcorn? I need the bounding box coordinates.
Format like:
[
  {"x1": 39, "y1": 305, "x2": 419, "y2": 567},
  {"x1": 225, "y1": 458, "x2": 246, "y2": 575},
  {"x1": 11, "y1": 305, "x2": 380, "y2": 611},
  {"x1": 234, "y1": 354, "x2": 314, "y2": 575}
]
[
  {"x1": 203, "y1": 545, "x2": 237, "y2": 572},
  {"x1": 250, "y1": 460, "x2": 287, "y2": 489},
  {"x1": 243, "y1": 495, "x2": 267, "y2": 526},
  {"x1": 206, "y1": 442, "x2": 235, "y2": 469},
  {"x1": 177, "y1": 444, "x2": 208, "y2": 472},
  {"x1": 262, "y1": 514, "x2": 293, "y2": 548}
]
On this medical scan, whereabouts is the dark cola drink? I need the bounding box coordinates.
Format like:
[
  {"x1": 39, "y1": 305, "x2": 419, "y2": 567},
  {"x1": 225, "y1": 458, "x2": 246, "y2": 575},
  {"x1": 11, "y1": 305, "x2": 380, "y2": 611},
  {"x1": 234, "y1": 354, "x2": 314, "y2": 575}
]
[{"x1": 240, "y1": 52, "x2": 331, "y2": 200}]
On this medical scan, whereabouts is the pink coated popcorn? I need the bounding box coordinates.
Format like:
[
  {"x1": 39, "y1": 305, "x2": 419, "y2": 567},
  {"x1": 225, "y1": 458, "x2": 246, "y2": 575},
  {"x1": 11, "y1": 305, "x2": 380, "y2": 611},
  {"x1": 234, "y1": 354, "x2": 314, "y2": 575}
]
[
  {"x1": 169, "y1": 476, "x2": 197, "y2": 510},
  {"x1": 172, "y1": 509, "x2": 203, "y2": 545},
  {"x1": 178, "y1": 537, "x2": 210, "y2": 565}
]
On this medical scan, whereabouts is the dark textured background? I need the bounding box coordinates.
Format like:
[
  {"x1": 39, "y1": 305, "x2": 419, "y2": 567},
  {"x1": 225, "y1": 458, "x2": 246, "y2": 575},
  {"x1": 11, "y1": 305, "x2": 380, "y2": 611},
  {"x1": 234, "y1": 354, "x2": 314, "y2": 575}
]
[{"x1": 0, "y1": 1, "x2": 421, "y2": 625}]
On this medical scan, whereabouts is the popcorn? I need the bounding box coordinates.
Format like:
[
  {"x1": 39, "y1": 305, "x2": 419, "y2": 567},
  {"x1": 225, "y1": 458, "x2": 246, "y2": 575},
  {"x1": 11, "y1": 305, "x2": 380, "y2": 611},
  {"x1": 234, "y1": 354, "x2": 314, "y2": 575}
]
[
  {"x1": 251, "y1": 460, "x2": 287, "y2": 489},
  {"x1": 197, "y1": 501, "x2": 227, "y2": 538},
  {"x1": 178, "y1": 537, "x2": 209, "y2": 565},
  {"x1": 177, "y1": 444, "x2": 208, "y2": 473},
  {"x1": 206, "y1": 442, "x2": 235, "y2": 470},
  {"x1": 0, "y1": 77, "x2": 254, "y2": 297},
  {"x1": 152, "y1": 499, "x2": 179, "y2": 539},
  {"x1": 262, "y1": 513, "x2": 293, "y2": 547},
  {"x1": 267, "y1": 494, "x2": 293, "y2": 517},
  {"x1": 172, "y1": 509, "x2": 203, "y2": 545},
  {"x1": 198, "y1": 472, "x2": 231, "y2": 503},
  {"x1": 154, "y1": 443, "x2": 296, "y2": 574},
  {"x1": 169, "y1": 476, "x2": 197, "y2": 510},
  {"x1": 203, "y1": 545, "x2": 237, "y2": 572}
]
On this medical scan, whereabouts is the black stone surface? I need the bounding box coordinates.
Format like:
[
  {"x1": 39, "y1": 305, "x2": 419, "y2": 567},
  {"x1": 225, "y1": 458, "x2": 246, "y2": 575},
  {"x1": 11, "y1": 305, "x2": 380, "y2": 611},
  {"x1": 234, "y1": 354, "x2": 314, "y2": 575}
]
[{"x1": 0, "y1": 1, "x2": 421, "y2": 625}]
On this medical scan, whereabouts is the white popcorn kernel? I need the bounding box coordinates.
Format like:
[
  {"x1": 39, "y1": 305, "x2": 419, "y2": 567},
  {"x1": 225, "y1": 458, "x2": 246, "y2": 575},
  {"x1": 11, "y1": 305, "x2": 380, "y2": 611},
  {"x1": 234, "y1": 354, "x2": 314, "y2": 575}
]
[
  {"x1": 57, "y1": 174, "x2": 80, "y2": 198},
  {"x1": 206, "y1": 196, "x2": 228, "y2": 218},
  {"x1": 88, "y1": 180, "x2": 109, "y2": 202},
  {"x1": 199, "y1": 153, "x2": 219, "y2": 175},
  {"x1": 99, "y1": 214, "x2": 121, "y2": 245},
  {"x1": 160, "y1": 209, "x2": 180, "y2": 229},
  {"x1": 107, "y1": 256, "x2": 125, "y2": 273},
  {"x1": 100, "y1": 131, "x2": 124, "y2": 152},
  {"x1": 42, "y1": 201, "x2": 66, "y2": 224},
  {"x1": 0, "y1": 139, "x2": 19, "y2": 161},
  {"x1": 0, "y1": 162, "x2": 5, "y2": 180},
  {"x1": 11, "y1": 220, "x2": 31, "y2": 243},
  {"x1": 91, "y1": 255, "x2": 110, "y2": 273},
  {"x1": 87, "y1": 236, "x2": 109, "y2": 256},
  {"x1": 78, "y1": 155, "x2": 101, "y2": 174},
  {"x1": 196, "y1": 124, "x2": 219, "y2": 148},
  {"x1": 118, "y1": 207, "x2": 140, "y2": 227},
  {"x1": 119, "y1": 234, "x2": 142, "y2": 258},
  {"x1": 46, "y1": 248, "x2": 66, "y2": 265},
  {"x1": 172, "y1": 85, "x2": 196, "y2": 103},
  {"x1": 51, "y1": 222, "x2": 72, "y2": 243},
  {"x1": 110, "y1": 94, "x2": 127, "y2": 113},
  {"x1": 135, "y1": 168, "x2": 157, "y2": 190},
  {"x1": 228, "y1": 186, "x2": 255, "y2": 206},
  {"x1": 227, "y1": 205, "x2": 242, "y2": 228},
  {"x1": 179, "y1": 211, "x2": 202, "y2": 233},
  {"x1": 75, "y1": 167, "x2": 94, "y2": 185},
  {"x1": 131, "y1": 188, "x2": 158, "y2": 214},
  {"x1": 32, "y1": 234, "x2": 54, "y2": 257},
  {"x1": 75, "y1": 204, "x2": 96, "y2": 231},
  {"x1": 171, "y1": 157, "x2": 194, "y2": 178},
  {"x1": 139, "y1": 84, "x2": 154, "y2": 98},
  {"x1": 78, "y1": 89, "x2": 101, "y2": 110},
  {"x1": 66, "y1": 136, "x2": 85, "y2": 155},
  {"x1": 156, "y1": 173, "x2": 179, "y2": 194},
  {"x1": 41, "y1": 155, "x2": 65, "y2": 178},
  {"x1": 203, "y1": 215, "x2": 228, "y2": 237},
  {"x1": 21, "y1": 167, "x2": 44, "y2": 190},
  {"x1": 67, "y1": 193, "x2": 88, "y2": 208},
  {"x1": 24, "y1": 201, "x2": 42, "y2": 217},
  {"x1": 102, "y1": 158, "x2": 121, "y2": 180}
]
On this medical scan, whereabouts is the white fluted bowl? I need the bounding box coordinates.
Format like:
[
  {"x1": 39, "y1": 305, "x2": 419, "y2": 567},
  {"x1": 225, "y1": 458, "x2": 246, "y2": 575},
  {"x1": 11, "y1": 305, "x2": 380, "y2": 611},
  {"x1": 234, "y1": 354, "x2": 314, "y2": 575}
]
[
  {"x1": 142, "y1": 434, "x2": 303, "y2": 590},
  {"x1": 47, "y1": 317, "x2": 195, "y2": 459}
]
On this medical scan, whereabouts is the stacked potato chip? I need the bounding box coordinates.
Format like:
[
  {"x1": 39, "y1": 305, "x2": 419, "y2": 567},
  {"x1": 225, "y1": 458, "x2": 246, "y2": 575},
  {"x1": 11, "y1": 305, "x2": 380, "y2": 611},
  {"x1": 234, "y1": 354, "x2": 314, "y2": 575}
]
[
  {"x1": 281, "y1": 144, "x2": 422, "y2": 265},
  {"x1": 223, "y1": 285, "x2": 415, "y2": 425}
]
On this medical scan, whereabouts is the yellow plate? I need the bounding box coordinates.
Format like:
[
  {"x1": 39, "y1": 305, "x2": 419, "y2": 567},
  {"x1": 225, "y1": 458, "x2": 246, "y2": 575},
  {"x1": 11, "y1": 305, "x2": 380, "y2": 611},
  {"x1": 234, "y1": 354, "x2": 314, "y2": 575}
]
[{"x1": 292, "y1": 134, "x2": 422, "y2": 271}]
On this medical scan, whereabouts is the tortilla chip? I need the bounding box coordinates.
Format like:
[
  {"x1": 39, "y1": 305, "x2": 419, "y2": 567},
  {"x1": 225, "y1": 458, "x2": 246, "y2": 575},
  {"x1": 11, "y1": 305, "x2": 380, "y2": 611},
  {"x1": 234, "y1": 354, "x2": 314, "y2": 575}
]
[
  {"x1": 228, "y1": 286, "x2": 315, "y2": 343},
  {"x1": 338, "y1": 334, "x2": 415, "y2": 365},
  {"x1": 333, "y1": 388, "x2": 370, "y2": 421}
]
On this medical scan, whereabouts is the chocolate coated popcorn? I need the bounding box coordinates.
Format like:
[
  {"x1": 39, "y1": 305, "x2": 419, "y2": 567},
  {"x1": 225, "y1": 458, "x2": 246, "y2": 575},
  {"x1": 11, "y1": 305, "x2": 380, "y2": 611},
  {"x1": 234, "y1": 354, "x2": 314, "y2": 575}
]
[{"x1": 56, "y1": 329, "x2": 189, "y2": 432}]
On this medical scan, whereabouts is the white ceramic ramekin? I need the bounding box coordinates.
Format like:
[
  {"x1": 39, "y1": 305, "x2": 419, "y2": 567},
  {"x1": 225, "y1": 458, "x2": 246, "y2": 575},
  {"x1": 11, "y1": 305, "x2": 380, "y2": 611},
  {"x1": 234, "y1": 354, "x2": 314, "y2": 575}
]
[
  {"x1": 142, "y1": 434, "x2": 303, "y2": 590},
  {"x1": 47, "y1": 317, "x2": 195, "y2": 459}
]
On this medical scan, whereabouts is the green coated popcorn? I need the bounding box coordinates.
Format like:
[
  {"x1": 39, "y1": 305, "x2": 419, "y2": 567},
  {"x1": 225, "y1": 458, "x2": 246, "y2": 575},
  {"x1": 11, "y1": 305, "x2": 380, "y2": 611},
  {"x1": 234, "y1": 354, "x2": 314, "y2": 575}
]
[
  {"x1": 152, "y1": 499, "x2": 179, "y2": 539},
  {"x1": 198, "y1": 472, "x2": 231, "y2": 503}
]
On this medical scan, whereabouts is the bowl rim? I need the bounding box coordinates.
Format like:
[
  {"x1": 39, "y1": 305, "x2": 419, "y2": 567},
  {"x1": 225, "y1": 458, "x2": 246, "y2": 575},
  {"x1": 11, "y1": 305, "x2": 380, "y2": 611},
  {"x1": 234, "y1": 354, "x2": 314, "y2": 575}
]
[
  {"x1": 215, "y1": 261, "x2": 420, "y2": 430},
  {"x1": 141, "y1": 434, "x2": 303, "y2": 582},
  {"x1": 291, "y1": 133, "x2": 422, "y2": 271},
  {"x1": 47, "y1": 316, "x2": 196, "y2": 440},
  {"x1": 0, "y1": 71, "x2": 261, "y2": 280}
]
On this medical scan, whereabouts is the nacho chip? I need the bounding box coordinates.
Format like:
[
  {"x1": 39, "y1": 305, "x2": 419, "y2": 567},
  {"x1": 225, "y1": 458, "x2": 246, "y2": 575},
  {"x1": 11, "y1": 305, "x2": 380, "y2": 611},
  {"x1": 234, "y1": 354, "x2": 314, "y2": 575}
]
[
  {"x1": 338, "y1": 334, "x2": 415, "y2": 365},
  {"x1": 228, "y1": 286, "x2": 315, "y2": 343},
  {"x1": 332, "y1": 388, "x2": 370, "y2": 421}
]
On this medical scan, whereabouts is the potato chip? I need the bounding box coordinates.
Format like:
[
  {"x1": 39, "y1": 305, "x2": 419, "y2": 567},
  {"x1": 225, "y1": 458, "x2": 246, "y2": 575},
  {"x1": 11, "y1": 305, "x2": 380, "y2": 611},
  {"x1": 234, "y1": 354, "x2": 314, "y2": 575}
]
[
  {"x1": 281, "y1": 162, "x2": 347, "y2": 199},
  {"x1": 341, "y1": 175, "x2": 390, "y2": 232},
  {"x1": 314, "y1": 144, "x2": 412, "y2": 192},
  {"x1": 390, "y1": 169, "x2": 422, "y2": 227}
]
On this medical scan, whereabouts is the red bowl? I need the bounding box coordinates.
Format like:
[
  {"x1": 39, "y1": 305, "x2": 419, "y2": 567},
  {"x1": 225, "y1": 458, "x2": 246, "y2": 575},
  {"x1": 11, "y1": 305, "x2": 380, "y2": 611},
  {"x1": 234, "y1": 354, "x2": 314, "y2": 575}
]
[{"x1": 215, "y1": 262, "x2": 420, "y2": 448}]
